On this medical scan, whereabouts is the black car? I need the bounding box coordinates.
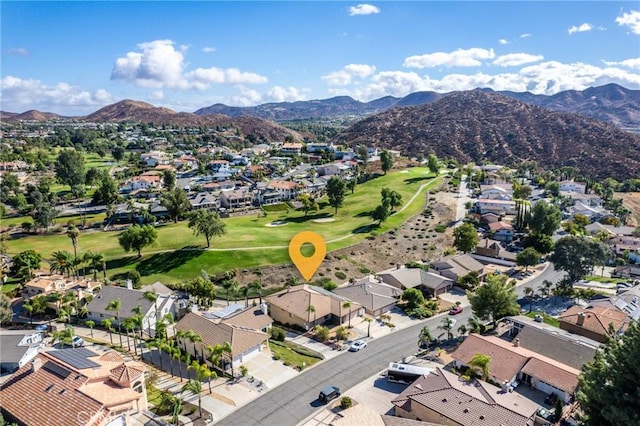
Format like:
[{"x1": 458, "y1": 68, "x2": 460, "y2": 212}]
[{"x1": 318, "y1": 386, "x2": 340, "y2": 404}]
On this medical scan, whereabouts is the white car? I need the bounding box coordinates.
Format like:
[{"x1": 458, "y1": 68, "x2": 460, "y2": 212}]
[{"x1": 349, "y1": 340, "x2": 367, "y2": 352}]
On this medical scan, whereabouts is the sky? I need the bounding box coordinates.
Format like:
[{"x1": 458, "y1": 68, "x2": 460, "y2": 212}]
[{"x1": 2, "y1": 1, "x2": 640, "y2": 116}]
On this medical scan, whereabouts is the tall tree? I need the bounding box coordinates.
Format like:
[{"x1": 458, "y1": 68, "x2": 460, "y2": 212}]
[
  {"x1": 438, "y1": 317, "x2": 455, "y2": 341},
  {"x1": 11, "y1": 250, "x2": 42, "y2": 282},
  {"x1": 453, "y1": 223, "x2": 478, "y2": 253},
  {"x1": 181, "y1": 379, "x2": 203, "y2": 418},
  {"x1": 221, "y1": 280, "x2": 238, "y2": 306},
  {"x1": 326, "y1": 176, "x2": 346, "y2": 214},
  {"x1": 117, "y1": 224, "x2": 158, "y2": 257},
  {"x1": 0, "y1": 293, "x2": 12, "y2": 326},
  {"x1": 66, "y1": 225, "x2": 80, "y2": 262},
  {"x1": 106, "y1": 298, "x2": 124, "y2": 348},
  {"x1": 143, "y1": 289, "x2": 159, "y2": 337},
  {"x1": 527, "y1": 202, "x2": 562, "y2": 236},
  {"x1": 357, "y1": 146, "x2": 369, "y2": 168},
  {"x1": 380, "y1": 150, "x2": 394, "y2": 175},
  {"x1": 577, "y1": 321, "x2": 640, "y2": 426},
  {"x1": 467, "y1": 274, "x2": 520, "y2": 328},
  {"x1": 550, "y1": 236, "x2": 612, "y2": 290},
  {"x1": 187, "y1": 209, "x2": 226, "y2": 248},
  {"x1": 55, "y1": 150, "x2": 85, "y2": 189},
  {"x1": 381, "y1": 188, "x2": 402, "y2": 212},
  {"x1": 161, "y1": 187, "x2": 191, "y2": 223},
  {"x1": 372, "y1": 202, "x2": 391, "y2": 225},
  {"x1": 418, "y1": 326, "x2": 433, "y2": 349},
  {"x1": 92, "y1": 170, "x2": 119, "y2": 205},
  {"x1": 297, "y1": 194, "x2": 319, "y2": 216},
  {"x1": 163, "y1": 169, "x2": 176, "y2": 190},
  {"x1": 427, "y1": 154, "x2": 440, "y2": 175},
  {"x1": 49, "y1": 250, "x2": 76, "y2": 278},
  {"x1": 516, "y1": 247, "x2": 541, "y2": 271},
  {"x1": 468, "y1": 353, "x2": 491, "y2": 381},
  {"x1": 83, "y1": 251, "x2": 106, "y2": 280}
]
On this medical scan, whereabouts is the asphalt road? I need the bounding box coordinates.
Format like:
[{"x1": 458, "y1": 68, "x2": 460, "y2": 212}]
[{"x1": 219, "y1": 312, "x2": 458, "y2": 426}]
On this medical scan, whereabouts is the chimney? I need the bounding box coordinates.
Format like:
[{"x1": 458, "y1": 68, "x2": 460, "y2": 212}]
[
  {"x1": 513, "y1": 338, "x2": 520, "y2": 347},
  {"x1": 125, "y1": 279, "x2": 133, "y2": 290},
  {"x1": 30, "y1": 358, "x2": 42, "y2": 373},
  {"x1": 396, "y1": 263, "x2": 401, "y2": 270},
  {"x1": 260, "y1": 303, "x2": 268, "y2": 315},
  {"x1": 501, "y1": 381, "x2": 509, "y2": 393},
  {"x1": 577, "y1": 312, "x2": 585, "y2": 326}
]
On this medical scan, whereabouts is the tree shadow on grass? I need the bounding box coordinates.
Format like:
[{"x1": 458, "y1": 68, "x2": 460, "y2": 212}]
[
  {"x1": 284, "y1": 212, "x2": 332, "y2": 223},
  {"x1": 404, "y1": 176, "x2": 431, "y2": 185},
  {"x1": 354, "y1": 210, "x2": 374, "y2": 218},
  {"x1": 105, "y1": 256, "x2": 139, "y2": 270},
  {"x1": 136, "y1": 249, "x2": 206, "y2": 276},
  {"x1": 352, "y1": 224, "x2": 378, "y2": 234}
]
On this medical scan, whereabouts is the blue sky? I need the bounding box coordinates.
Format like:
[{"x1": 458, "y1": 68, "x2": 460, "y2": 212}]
[{"x1": 2, "y1": 1, "x2": 639, "y2": 115}]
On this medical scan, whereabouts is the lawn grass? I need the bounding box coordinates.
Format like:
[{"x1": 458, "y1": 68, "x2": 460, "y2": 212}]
[
  {"x1": 4, "y1": 168, "x2": 441, "y2": 285},
  {"x1": 525, "y1": 311, "x2": 560, "y2": 327},
  {"x1": 269, "y1": 340, "x2": 323, "y2": 370},
  {"x1": 584, "y1": 275, "x2": 627, "y2": 284}
]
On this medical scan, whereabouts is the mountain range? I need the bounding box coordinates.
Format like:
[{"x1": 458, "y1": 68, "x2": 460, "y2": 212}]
[
  {"x1": 335, "y1": 90, "x2": 640, "y2": 180},
  {"x1": 193, "y1": 83, "x2": 640, "y2": 128}
]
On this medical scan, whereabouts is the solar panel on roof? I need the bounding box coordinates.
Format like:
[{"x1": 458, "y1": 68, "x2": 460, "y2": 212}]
[
  {"x1": 48, "y1": 348, "x2": 100, "y2": 369},
  {"x1": 210, "y1": 303, "x2": 244, "y2": 318},
  {"x1": 42, "y1": 361, "x2": 72, "y2": 379}
]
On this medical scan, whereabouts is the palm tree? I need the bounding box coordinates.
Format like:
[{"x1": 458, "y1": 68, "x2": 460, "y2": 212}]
[
  {"x1": 468, "y1": 353, "x2": 491, "y2": 381},
  {"x1": 66, "y1": 225, "x2": 80, "y2": 263},
  {"x1": 85, "y1": 319, "x2": 95, "y2": 338},
  {"x1": 181, "y1": 379, "x2": 203, "y2": 418},
  {"x1": 239, "y1": 285, "x2": 250, "y2": 308},
  {"x1": 83, "y1": 251, "x2": 105, "y2": 280},
  {"x1": 162, "y1": 340, "x2": 176, "y2": 376},
  {"x1": 172, "y1": 346, "x2": 183, "y2": 382},
  {"x1": 186, "y1": 330, "x2": 203, "y2": 361},
  {"x1": 467, "y1": 316, "x2": 487, "y2": 335},
  {"x1": 24, "y1": 299, "x2": 36, "y2": 325},
  {"x1": 207, "y1": 342, "x2": 233, "y2": 375},
  {"x1": 457, "y1": 324, "x2": 468, "y2": 336},
  {"x1": 342, "y1": 301, "x2": 352, "y2": 328},
  {"x1": 306, "y1": 304, "x2": 316, "y2": 327},
  {"x1": 248, "y1": 280, "x2": 263, "y2": 304},
  {"x1": 101, "y1": 318, "x2": 114, "y2": 345},
  {"x1": 49, "y1": 250, "x2": 75, "y2": 277},
  {"x1": 363, "y1": 317, "x2": 373, "y2": 337},
  {"x1": 418, "y1": 326, "x2": 433, "y2": 348},
  {"x1": 122, "y1": 317, "x2": 134, "y2": 352},
  {"x1": 106, "y1": 299, "x2": 123, "y2": 348},
  {"x1": 175, "y1": 330, "x2": 188, "y2": 352},
  {"x1": 221, "y1": 279, "x2": 238, "y2": 306},
  {"x1": 200, "y1": 364, "x2": 217, "y2": 394},
  {"x1": 58, "y1": 306, "x2": 72, "y2": 324},
  {"x1": 51, "y1": 324, "x2": 74, "y2": 348},
  {"x1": 438, "y1": 317, "x2": 455, "y2": 341},
  {"x1": 143, "y1": 289, "x2": 159, "y2": 337},
  {"x1": 524, "y1": 286, "x2": 534, "y2": 313}
]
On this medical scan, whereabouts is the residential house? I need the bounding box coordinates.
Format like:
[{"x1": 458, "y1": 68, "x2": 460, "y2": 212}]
[
  {"x1": 189, "y1": 192, "x2": 218, "y2": 210},
  {"x1": 141, "y1": 150, "x2": 169, "y2": 167},
  {"x1": 23, "y1": 274, "x2": 101, "y2": 302},
  {"x1": 174, "y1": 305, "x2": 271, "y2": 369},
  {"x1": 479, "y1": 184, "x2": 513, "y2": 200},
  {"x1": 316, "y1": 163, "x2": 350, "y2": 177},
  {"x1": 0, "y1": 348, "x2": 148, "y2": 426},
  {"x1": 476, "y1": 198, "x2": 517, "y2": 215},
  {"x1": 280, "y1": 142, "x2": 303, "y2": 156},
  {"x1": 559, "y1": 180, "x2": 586, "y2": 194},
  {"x1": 332, "y1": 276, "x2": 401, "y2": 316},
  {"x1": 431, "y1": 254, "x2": 485, "y2": 282},
  {"x1": 265, "y1": 285, "x2": 362, "y2": 330},
  {"x1": 590, "y1": 283, "x2": 640, "y2": 321},
  {"x1": 503, "y1": 315, "x2": 600, "y2": 370},
  {"x1": 452, "y1": 334, "x2": 581, "y2": 403},
  {"x1": 584, "y1": 223, "x2": 636, "y2": 237},
  {"x1": 297, "y1": 178, "x2": 327, "y2": 196},
  {"x1": 209, "y1": 159, "x2": 231, "y2": 173},
  {"x1": 377, "y1": 266, "x2": 454, "y2": 297},
  {"x1": 475, "y1": 239, "x2": 517, "y2": 262},
  {"x1": 0, "y1": 330, "x2": 44, "y2": 375},
  {"x1": 391, "y1": 367, "x2": 539, "y2": 426},
  {"x1": 219, "y1": 188, "x2": 254, "y2": 209},
  {"x1": 614, "y1": 264, "x2": 640, "y2": 278},
  {"x1": 567, "y1": 192, "x2": 603, "y2": 208},
  {"x1": 86, "y1": 282, "x2": 174, "y2": 337},
  {"x1": 487, "y1": 221, "x2": 516, "y2": 243},
  {"x1": 148, "y1": 201, "x2": 170, "y2": 220},
  {"x1": 267, "y1": 180, "x2": 302, "y2": 201},
  {"x1": 479, "y1": 212, "x2": 503, "y2": 225},
  {"x1": 306, "y1": 142, "x2": 334, "y2": 153},
  {"x1": 610, "y1": 234, "x2": 640, "y2": 260},
  {"x1": 120, "y1": 174, "x2": 162, "y2": 193},
  {"x1": 558, "y1": 305, "x2": 629, "y2": 343}
]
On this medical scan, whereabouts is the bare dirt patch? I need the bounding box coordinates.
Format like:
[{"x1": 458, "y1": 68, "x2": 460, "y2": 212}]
[
  {"x1": 235, "y1": 179, "x2": 458, "y2": 290},
  {"x1": 614, "y1": 192, "x2": 640, "y2": 227}
]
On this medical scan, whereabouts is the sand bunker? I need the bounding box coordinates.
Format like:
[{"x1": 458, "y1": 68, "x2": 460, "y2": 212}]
[
  {"x1": 313, "y1": 218, "x2": 336, "y2": 223},
  {"x1": 265, "y1": 220, "x2": 289, "y2": 227}
]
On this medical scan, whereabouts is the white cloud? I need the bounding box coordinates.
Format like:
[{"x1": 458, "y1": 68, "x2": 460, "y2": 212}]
[
  {"x1": 520, "y1": 33, "x2": 532, "y2": 38},
  {"x1": 403, "y1": 48, "x2": 495, "y2": 69},
  {"x1": 568, "y1": 23, "x2": 593, "y2": 34},
  {"x1": 616, "y1": 10, "x2": 640, "y2": 34},
  {"x1": 326, "y1": 61, "x2": 640, "y2": 101},
  {"x1": 228, "y1": 85, "x2": 263, "y2": 106},
  {"x1": 493, "y1": 53, "x2": 544, "y2": 67},
  {"x1": 265, "y1": 86, "x2": 309, "y2": 102},
  {"x1": 111, "y1": 39, "x2": 267, "y2": 90},
  {"x1": 0, "y1": 76, "x2": 113, "y2": 112},
  {"x1": 348, "y1": 4, "x2": 380, "y2": 16},
  {"x1": 149, "y1": 90, "x2": 165, "y2": 100},
  {"x1": 202, "y1": 46, "x2": 216, "y2": 53},
  {"x1": 603, "y1": 57, "x2": 640, "y2": 70},
  {"x1": 8, "y1": 47, "x2": 29, "y2": 56},
  {"x1": 498, "y1": 39, "x2": 508, "y2": 45},
  {"x1": 322, "y1": 64, "x2": 377, "y2": 86}
]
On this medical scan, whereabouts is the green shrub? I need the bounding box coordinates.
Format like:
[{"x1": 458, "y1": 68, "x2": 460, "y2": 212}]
[
  {"x1": 270, "y1": 326, "x2": 286, "y2": 342},
  {"x1": 340, "y1": 396, "x2": 353, "y2": 409},
  {"x1": 434, "y1": 224, "x2": 447, "y2": 233},
  {"x1": 334, "y1": 271, "x2": 347, "y2": 280}
]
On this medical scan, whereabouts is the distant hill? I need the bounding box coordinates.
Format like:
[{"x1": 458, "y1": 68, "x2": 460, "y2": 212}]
[
  {"x1": 333, "y1": 91, "x2": 640, "y2": 180},
  {"x1": 1, "y1": 109, "x2": 64, "y2": 121},
  {"x1": 194, "y1": 84, "x2": 640, "y2": 127}
]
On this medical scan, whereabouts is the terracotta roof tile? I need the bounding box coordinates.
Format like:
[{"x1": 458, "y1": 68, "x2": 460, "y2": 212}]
[{"x1": 559, "y1": 305, "x2": 629, "y2": 337}]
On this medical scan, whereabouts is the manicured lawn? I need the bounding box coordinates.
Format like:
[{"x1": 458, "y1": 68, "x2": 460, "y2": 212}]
[
  {"x1": 583, "y1": 275, "x2": 627, "y2": 284},
  {"x1": 269, "y1": 340, "x2": 323, "y2": 370},
  {"x1": 525, "y1": 311, "x2": 560, "y2": 327},
  {"x1": 4, "y1": 168, "x2": 441, "y2": 284}
]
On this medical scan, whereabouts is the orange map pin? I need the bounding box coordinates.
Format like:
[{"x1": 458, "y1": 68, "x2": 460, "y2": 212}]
[{"x1": 288, "y1": 231, "x2": 326, "y2": 281}]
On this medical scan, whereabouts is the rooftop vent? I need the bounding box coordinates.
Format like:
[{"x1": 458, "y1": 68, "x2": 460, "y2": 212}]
[
  {"x1": 479, "y1": 415, "x2": 485, "y2": 420},
  {"x1": 464, "y1": 408, "x2": 469, "y2": 413}
]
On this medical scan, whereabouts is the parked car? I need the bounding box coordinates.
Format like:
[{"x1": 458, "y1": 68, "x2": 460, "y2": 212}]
[
  {"x1": 537, "y1": 407, "x2": 556, "y2": 423},
  {"x1": 419, "y1": 337, "x2": 439, "y2": 350},
  {"x1": 318, "y1": 385, "x2": 340, "y2": 404},
  {"x1": 449, "y1": 306, "x2": 464, "y2": 315},
  {"x1": 349, "y1": 340, "x2": 367, "y2": 352},
  {"x1": 35, "y1": 324, "x2": 48, "y2": 332},
  {"x1": 544, "y1": 393, "x2": 559, "y2": 406},
  {"x1": 64, "y1": 336, "x2": 85, "y2": 348}
]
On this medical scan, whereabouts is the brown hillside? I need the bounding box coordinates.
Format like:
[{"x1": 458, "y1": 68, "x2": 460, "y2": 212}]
[{"x1": 335, "y1": 91, "x2": 640, "y2": 180}]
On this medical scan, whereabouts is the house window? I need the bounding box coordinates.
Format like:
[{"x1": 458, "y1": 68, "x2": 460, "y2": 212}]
[
  {"x1": 100, "y1": 314, "x2": 104, "y2": 318},
  {"x1": 133, "y1": 380, "x2": 143, "y2": 393}
]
